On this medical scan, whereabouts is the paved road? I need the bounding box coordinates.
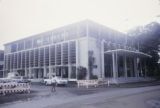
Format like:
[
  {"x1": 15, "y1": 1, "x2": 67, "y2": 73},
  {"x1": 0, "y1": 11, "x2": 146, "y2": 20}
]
[
  {"x1": 48, "y1": 86, "x2": 160, "y2": 108},
  {"x1": 0, "y1": 85, "x2": 160, "y2": 108}
]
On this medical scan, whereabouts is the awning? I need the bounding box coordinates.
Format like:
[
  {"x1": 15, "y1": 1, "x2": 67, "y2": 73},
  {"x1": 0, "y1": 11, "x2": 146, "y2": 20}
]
[{"x1": 104, "y1": 49, "x2": 152, "y2": 58}]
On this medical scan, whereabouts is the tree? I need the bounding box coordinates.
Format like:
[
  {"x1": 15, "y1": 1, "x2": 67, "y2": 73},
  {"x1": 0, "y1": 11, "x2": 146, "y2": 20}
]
[
  {"x1": 77, "y1": 66, "x2": 87, "y2": 80},
  {"x1": 88, "y1": 50, "x2": 98, "y2": 79},
  {"x1": 128, "y1": 22, "x2": 160, "y2": 79}
]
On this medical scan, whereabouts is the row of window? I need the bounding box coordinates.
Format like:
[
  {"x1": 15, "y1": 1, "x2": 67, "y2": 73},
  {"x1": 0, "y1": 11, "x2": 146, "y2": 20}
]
[
  {"x1": 4, "y1": 41, "x2": 76, "y2": 70},
  {"x1": 9, "y1": 24, "x2": 86, "y2": 53}
]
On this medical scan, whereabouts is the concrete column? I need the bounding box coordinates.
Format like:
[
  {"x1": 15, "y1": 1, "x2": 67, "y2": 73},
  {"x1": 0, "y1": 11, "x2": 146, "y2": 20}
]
[
  {"x1": 29, "y1": 68, "x2": 32, "y2": 78},
  {"x1": 25, "y1": 68, "x2": 27, "y2": 77},
  {"x1": 134, "y1": 57, "x2": 138, "y2": 77},
  {"x1": 38, "y1": 69, "x2": 40, "y2": 78},
  {"x1": 49, "y1": 46, "x2": 51, "y2": 67},
  {"x1": 76, "y1": 40, "x2": 79, "y2": 79},
  {"x1": 49, "y1": 66, "x2": 51, "y2": 78},
  {"x1": 144, "y1": 60, "x2": 147, "y2": 77},
  {"x1": 101, "y1": 40, "x2": 105, "y2": 79},
  {"x1": 137, "y1": 58, "x2": 140, "y2": 77},
  {"x1": 112, "y1": 52, "x2": 116, "y2": 78},
  {"x1": 124, "y1": 55, "x2": 127, "y2": 78},
  {"x1": 128, "y1": 57, "x2": 132, "y2": 77},
  {"x1": 68, "y1": 41, "x2": 71, "y2": 79},
  {"x1": 86, "y1": 22, "x2": 89, "y2": 80},
  {"x1": 61, "y1": 43, "x2": 63, "y2": 66},
  {"x1": 140, "y1": 60, "x2": 143, "y2": 77},
  {"x1": 43, "y1": 67, "x2": 47, "y2": 77},
  {"x1": 48, "y1": 45, "x2": 51, "y2": 78},
  {"x1": 115, "y1": 51, "x2": 118, "y2": 78}
]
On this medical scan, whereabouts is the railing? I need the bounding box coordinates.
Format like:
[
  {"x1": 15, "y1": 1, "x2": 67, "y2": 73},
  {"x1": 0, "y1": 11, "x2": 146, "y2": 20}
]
[
  {"x1": 77, "y1": 79, "x2": 116, "y2": 88},
  {"x1": 77, "y1": 80, "x2": 100, "y2": 88},
  {"x1": 0, "y1": 82, "x2": 31, "y2": 95}
]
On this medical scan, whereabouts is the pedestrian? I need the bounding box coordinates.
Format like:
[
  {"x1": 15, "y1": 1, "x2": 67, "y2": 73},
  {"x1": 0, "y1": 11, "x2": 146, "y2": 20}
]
[{"x1": 51, "y1": 76, "x2": 57, "y2": 92}]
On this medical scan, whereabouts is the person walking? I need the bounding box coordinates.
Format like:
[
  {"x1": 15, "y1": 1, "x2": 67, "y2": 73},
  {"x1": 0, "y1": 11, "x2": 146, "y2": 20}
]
[{"x1": 51, "y1": 76, "x2": 57, "y2": 92}]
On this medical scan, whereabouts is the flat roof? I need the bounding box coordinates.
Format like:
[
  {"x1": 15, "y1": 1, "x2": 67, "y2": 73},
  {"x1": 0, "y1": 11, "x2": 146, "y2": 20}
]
[{"x1": 4, "y1": 19, "x2": 126, "y2": 46}]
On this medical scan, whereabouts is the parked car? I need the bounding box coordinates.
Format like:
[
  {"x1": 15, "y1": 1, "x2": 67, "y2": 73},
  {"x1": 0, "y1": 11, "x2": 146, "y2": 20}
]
[
  {"x1": 11, "y1": 76, "x2": 31, "y2": 83},
  {"x1": 43, "y1": 76, "x2": 68, "y2": 86},
  {"x1": 0, "y1": 72, "x2": 30, "y2": 83},
  {"x1": 0, "y1": 78, "x2": 11, "y2": 83}
]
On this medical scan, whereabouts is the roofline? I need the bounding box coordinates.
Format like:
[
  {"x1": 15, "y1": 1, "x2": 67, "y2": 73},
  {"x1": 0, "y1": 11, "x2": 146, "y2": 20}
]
[
  {"x1": 104, "y1": 49, "x2": 152, "y2": 58},
  {"x1": 4, "y1": 19, "x2": 127, "y2": 46},
  {"x1": 4, "y1": 19, "x2": 88, "y2": 46}
]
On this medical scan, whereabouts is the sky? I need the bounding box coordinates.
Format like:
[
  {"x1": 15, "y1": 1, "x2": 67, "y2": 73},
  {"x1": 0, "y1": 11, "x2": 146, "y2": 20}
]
[{"x1": 0, "y1": 0, "x2": 160, "y2": 49}]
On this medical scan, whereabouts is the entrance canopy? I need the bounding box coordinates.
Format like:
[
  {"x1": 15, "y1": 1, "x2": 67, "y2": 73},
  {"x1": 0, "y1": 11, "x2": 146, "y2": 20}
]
[{"x1": 104, "y1": 49, "x2": 152, "y2": 58}]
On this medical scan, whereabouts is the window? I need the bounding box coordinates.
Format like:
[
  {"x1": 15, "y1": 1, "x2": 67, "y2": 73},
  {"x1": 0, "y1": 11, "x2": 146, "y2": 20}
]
[
  {"x1": 25, "y1": 39, "x2": 32, "y2": 49},
  {"x1": 7, "y1": 55, "x2": 11, "y2": 70},
  {"x1": 10, "y1": 54, "x2": 14, "y2": 69},
  {"x1": 52, "y1": 32, "x2": 64, "y2": 43},
  {"x1": 33, "y1": 37, "x2": 42, "y2": 47},
  {"x1": 43, "y1": 34, "x2": 51, "y2": 45},
  {"x1": 50, "y1": 45, "x2": 55, "y2": 65},
  {"x1": 56, "y1": 44, "x2": 61, "y2": 65},
  {"x1": 22, "y1": 52, "x2": 25, "y2": 68},
  {"x1": 39, "y1": 48, "x2": 44, "y2": 66},
  {"x1": 29, "y1": 50, "x2": 34, "y2": 67},
  {"x1": 70, "y1": 66, "x2": 76, "y2": 79},
  {"x1": 25, "y1": 51, "x2": 29, "y2": 68},
  {"x1": 62, "y1": 43, "x2": 68, "y2": 64},
  {"x1": 17, "y1": 52, "x2": 22, "y2": 68},
  {"x1": 34, "y1": 49, "x2": 39, "y2": 67},
  {"x1": 13, "y1": 54, "x2": 17, "y2": 69},
  {"x1": 44, "y1": 47, "x2": 49, "y2": 66},
  {"x1": 69, "y1": 41, "x2": 76, "y2": 64},
  {"x1": 11, "y1": 43, "x2": 17, "y2": 52},
  {"x1": 18, "y1": 41, "x2": 24, "y2": 51}
]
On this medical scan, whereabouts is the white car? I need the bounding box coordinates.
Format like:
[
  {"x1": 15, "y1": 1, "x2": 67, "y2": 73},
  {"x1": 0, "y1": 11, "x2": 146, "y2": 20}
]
[{"x1": 43, "y1": 76, "x2": 68, "y2": 85}]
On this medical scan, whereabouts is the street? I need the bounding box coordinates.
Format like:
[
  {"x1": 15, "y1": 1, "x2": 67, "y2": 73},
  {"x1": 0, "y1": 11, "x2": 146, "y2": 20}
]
[
  {"x1": 0, "y1": 83, "x2": 160, "y2": 108},
  {"x1": 48, "y1": 86, "x2": 160, "y2": 108}
]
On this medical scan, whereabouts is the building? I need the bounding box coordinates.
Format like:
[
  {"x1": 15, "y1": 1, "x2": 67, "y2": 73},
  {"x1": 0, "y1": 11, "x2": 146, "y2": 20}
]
[
  {"x1": 0, "y1": 50, "x2": 4, "y2": 77},
  {"x1": 3, "y1": 20, "x2": 151, "y2": 81}
]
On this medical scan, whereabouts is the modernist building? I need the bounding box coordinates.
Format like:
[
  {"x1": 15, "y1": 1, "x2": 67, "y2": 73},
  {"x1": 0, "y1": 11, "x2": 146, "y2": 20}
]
[
  {"x1": 3, "y1": 20, "x2": 151, "y2": 80},
  {"x1": 0, "y1": 50, "x2": 4, "y2": 78}
]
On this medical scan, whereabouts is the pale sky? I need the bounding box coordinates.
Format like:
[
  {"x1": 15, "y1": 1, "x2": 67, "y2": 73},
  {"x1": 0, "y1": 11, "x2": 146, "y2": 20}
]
[{"x1": 0, "y1": 0, "x2": 160, "y2": 49}]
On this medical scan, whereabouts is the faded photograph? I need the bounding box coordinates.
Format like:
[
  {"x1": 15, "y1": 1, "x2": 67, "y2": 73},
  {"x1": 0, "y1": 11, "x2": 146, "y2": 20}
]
[{"x1": 0, "y1": 0, "x2": 160, "y2": 108}]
